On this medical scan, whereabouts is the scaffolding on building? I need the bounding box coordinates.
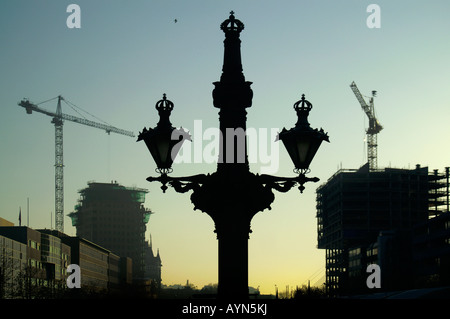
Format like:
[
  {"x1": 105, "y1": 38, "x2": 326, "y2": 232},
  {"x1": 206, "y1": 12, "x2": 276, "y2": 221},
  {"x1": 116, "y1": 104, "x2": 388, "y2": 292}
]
[
  {"x1": 68, "y1": 181, "x2": 154, "y2": 283},
  {"x1": 316, "y1": 165, "x2": 449, "y2": 296}
]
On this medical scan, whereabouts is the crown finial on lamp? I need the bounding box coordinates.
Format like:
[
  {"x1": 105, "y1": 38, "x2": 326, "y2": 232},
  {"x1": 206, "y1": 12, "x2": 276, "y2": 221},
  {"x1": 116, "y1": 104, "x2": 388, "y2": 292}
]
[{"x1": 220, "y1": 10, "x2": 244, "y2": 33}]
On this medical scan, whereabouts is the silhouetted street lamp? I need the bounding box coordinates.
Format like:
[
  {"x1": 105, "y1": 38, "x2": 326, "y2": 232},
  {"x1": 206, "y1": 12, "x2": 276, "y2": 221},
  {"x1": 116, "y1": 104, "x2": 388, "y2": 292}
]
[
  {"x1": 137, "y1": 93, "x2": 190, "y2": 192},
  {"x1": 138, "y1": 11, "x2": 329, "y2": 299},
  {"x1": 278, "y1": 94, "x2": 329, "y2": 192}
]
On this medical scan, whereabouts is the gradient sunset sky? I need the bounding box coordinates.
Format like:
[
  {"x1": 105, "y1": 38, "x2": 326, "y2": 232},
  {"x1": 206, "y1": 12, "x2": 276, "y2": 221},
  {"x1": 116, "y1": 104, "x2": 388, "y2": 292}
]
[{"x1": 1, "y1": 1, "x2": 449, "y2": 294}]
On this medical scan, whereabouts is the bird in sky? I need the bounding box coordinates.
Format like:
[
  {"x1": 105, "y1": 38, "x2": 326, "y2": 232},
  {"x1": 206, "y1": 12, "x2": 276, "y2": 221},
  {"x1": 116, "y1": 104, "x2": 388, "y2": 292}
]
[{"x1": 174, "y1": 19, "x2": 177, "y2": 23}]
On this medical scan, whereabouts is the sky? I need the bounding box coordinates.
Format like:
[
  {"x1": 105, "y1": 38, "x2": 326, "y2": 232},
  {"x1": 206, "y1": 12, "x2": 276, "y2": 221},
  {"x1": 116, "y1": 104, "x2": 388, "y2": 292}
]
[{"x1": 1, "y1": 1, "x2": 449, "y2": 295}]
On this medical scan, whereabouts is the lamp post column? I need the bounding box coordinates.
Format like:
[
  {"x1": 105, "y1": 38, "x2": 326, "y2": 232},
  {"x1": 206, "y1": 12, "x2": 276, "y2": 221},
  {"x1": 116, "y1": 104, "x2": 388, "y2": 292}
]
[
  {"x1": 138, "y1": 11, "x2": 329, "y2": 300},
  {"x1": 209, "y1": 12, "x2": 256, "y2": 298},
  {"x1": 214, "y1": 213, "x2": 252, "y2": 299}
]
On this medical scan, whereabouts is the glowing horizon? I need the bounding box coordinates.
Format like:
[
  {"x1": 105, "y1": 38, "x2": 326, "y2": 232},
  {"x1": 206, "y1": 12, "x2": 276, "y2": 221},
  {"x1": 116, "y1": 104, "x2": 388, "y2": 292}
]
[{"x1": 1, "y1": 1, "x2": 449, "y2": 296}]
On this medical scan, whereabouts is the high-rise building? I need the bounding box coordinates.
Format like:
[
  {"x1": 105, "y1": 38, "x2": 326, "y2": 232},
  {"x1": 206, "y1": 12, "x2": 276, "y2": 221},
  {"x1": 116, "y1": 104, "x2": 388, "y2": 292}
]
[
  {"x1": 316, "y1": 164, "x2": 449, "y2": 296},
  {"x1": 68, "y1": 181, "x2": 155, "y2": 282}
]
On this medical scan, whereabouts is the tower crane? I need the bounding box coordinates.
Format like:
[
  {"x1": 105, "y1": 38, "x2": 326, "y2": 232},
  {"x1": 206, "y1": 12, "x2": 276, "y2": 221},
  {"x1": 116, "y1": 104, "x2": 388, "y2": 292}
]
[
  {"x1": 350, "y1": 81, "x2": 383, "y2": 170},
  {"x1": 18, "y1": 95, "x2": 135, "y2": 232}
]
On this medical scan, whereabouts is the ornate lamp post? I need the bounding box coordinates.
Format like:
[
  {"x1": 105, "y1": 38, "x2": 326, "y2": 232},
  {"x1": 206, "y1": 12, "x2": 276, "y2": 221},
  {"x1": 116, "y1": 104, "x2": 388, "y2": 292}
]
[{"x1": 138, "y1": 12, "x2": 329, "y2": 299}]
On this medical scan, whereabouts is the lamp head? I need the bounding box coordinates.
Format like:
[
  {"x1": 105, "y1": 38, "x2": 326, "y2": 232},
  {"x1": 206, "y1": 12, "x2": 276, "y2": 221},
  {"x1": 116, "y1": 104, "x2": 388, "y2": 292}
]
[
  {"x1": 137, "y1": 94, "x2": 191, "y2": 174},
  {"x1": 277, "y1": 94, "x2": 329, "y2": 174}
]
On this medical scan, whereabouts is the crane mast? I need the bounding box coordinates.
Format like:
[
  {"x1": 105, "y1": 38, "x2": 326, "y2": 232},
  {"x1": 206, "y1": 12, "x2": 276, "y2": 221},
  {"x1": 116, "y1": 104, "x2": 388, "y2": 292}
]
[
  {"x1": 18, "y1": 96, "x2": 135, "y2": 232},
  {"x1": 350, "y1": 81, "x2": 383, "y2": 170},
  {"x1": 53, "y1": 97, "x2": 64, "y2": 232}
]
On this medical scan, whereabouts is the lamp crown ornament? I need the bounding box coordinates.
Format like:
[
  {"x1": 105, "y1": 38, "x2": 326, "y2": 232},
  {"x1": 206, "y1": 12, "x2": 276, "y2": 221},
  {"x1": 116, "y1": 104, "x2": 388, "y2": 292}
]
[
  {"x1": 294, "y1": 94, "x2": 312, "y2": 112},
  {"x1": 155, "y1": 93, "x2": 174, "y2": 128},
  {"x1": 293, "y1": 94, "x2": 313, "y2": 128},
  {"x1": 220, "y1": 11, "x2": 245, "y2": 34},
  {"x1": 155, "y1": 93, "x2": 174, "y2": 112}
]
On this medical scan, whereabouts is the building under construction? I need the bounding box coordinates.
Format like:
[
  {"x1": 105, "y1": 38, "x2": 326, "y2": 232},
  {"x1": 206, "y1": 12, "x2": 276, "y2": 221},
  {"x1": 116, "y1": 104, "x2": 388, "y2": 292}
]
[
  {"x1": 316, "y1": 164, "x2": 450, "y2": 296},
  {"x1": 68, "y1": 182, "x2": 159, "y2": 284}
]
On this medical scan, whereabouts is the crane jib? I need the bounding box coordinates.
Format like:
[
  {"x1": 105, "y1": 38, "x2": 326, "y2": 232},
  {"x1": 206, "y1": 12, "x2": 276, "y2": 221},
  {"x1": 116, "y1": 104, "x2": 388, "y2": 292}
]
[
  {"x1": 350, "y1": 82, "x2": 382, "y2": 171},
  {"x1": 18, "y1": 98, "x2": 135, "y2": 137}
]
